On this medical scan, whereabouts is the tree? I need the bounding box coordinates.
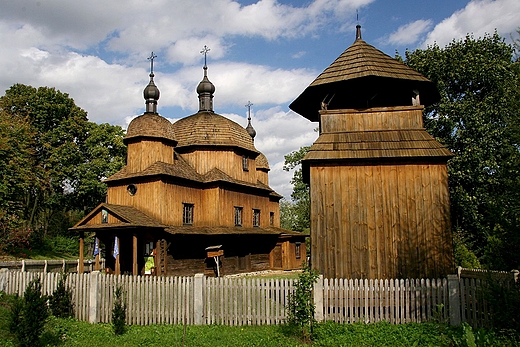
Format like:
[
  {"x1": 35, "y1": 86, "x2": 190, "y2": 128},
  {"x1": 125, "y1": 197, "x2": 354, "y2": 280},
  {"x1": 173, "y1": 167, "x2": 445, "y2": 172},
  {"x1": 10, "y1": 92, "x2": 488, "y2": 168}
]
[
  {"x1": 405, "y1": 32, "x2": 520, "y2": 270},
  {"x1": 0, "y1": 84, "x2": 126, "y2": 248},
  {"x1": 283, "y1": 146, "x2": 310, "y2": 232}
]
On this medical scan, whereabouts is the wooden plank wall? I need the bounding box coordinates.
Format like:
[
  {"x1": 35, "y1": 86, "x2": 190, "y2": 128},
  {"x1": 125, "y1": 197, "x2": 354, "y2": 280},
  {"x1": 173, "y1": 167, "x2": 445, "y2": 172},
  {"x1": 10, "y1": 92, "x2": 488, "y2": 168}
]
[
  {"x1": 181, "y1": 149, "x2": 258, "y2": 184},
  {"x1": 310, "y1": 163, "x2": 453, "y2": 279},
  {"x1": 127, "y1": 140, "x2": 174, "y2": 173},
  {"x1": 320, "y1": 106, "x2": 424, "y2": 133}
]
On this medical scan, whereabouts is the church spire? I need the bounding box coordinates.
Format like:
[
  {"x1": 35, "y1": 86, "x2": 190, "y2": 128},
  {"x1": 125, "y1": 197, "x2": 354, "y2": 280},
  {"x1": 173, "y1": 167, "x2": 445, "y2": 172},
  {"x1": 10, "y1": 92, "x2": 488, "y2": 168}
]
[
  {"x1": 197, "y1": 45, "x2": 215, "y2": 112},
  {"x1": 143, "y1": 52, "x2": 160, "y2": 114}
]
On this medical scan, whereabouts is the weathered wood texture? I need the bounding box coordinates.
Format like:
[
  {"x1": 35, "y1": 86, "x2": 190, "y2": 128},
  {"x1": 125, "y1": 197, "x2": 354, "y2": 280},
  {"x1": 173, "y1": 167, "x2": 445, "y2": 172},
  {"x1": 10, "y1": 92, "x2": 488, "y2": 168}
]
[
  {"x1": 307, "y1": 106, "x2": 453, "y2": 280},
  {"x1": 107, "y1": 181, "x2": 278, "y2": 228},
  {"x1": 321, "y1": 106, "x2": 423, "y2": 133},
  {"x1": 127, "y1": 139, "x2": 174, "y2": 173},
  {"x1": 310, "y1": 163, "x2": 453, "y2": 279},
  {"x1": 181, "y1": 149, "x2": 258, "y2": 183}
]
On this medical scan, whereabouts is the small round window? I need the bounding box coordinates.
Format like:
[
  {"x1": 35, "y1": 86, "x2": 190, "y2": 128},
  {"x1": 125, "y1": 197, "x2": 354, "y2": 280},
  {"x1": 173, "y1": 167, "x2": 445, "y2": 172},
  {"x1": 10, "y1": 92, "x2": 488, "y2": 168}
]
[{"x1": 127, "y1": 184, "x2": 137, "y2": 196}]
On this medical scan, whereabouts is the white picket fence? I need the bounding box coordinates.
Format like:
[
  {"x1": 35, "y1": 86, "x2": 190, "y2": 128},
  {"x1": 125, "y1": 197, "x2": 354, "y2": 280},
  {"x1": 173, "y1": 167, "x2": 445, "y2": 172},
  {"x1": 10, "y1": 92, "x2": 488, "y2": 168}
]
[{"x1": 0, "y1": 270, "x2": 501, "y2": 327}]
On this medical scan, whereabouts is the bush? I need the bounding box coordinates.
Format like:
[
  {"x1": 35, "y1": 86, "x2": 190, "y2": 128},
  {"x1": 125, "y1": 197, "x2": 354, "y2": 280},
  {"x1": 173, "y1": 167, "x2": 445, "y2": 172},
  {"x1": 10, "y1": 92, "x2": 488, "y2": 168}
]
[
  {"x1": 49, "y1": 273, "x2": 74, "y2": 318},
  {"x1": 484, "y1": 274, "x2": 520, "y2": 332},
  {"x1": 9, "y1": 277, "x2": 49, "y2": 347},
  {"x1": 112, "y1": 285, "x2": 127, "y2": 335},
  {"x1": 286, "y1": 264, "x2": 319, "y2": 343}
]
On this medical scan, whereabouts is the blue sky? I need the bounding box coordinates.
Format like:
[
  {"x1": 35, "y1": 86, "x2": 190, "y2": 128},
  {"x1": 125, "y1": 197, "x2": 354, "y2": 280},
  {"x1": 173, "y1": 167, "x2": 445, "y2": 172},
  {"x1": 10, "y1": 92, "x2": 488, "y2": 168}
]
[{"x1": 0, "y1": 0, "x2": 518, "y2": 199}]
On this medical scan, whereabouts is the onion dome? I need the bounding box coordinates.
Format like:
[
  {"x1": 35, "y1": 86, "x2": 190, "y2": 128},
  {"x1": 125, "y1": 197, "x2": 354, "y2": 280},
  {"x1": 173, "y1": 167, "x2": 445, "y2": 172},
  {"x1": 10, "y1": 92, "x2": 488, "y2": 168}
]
[
  {"x1": 289, "y1": 25, "x2": 440, "y2": 121},
  {"x1": 197, "y1": 66, "x2": 215, "y2": 111},
  {"x1": 144, "y1": 73, "x2": 160, "y2": 113},
  {"x1": 124, "y1": 113, "x2": 176, "y2": 145},
  {"x1": 246, "y1": 120, "x2": 256, "y2": 140},
  {"x1": 245, "y1": 101, "x2": 256, "y2": 140},
  {"x1": 172, "y1": 111, "x2": 258, "y2": 155}
]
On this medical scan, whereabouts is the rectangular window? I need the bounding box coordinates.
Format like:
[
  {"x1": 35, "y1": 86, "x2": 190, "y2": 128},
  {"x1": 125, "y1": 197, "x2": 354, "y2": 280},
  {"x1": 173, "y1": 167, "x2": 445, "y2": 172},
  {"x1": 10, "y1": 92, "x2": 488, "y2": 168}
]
[
  {"x1": 242, "y1": 155, "x2": 249, "y2": 171},
  {"x1": 234, "y1": 206, "x2": 243, "y2": 226},
  {"x1": 183, "y1": 203, "x2": 194, "y2": 225},
  {"x1": 270, "y1": 212, "x2": 274, "y2": 226},
  {"x1": 295, "y1": 242, "x2": 301, "y2": 259},
  {"x1": 253, "y1": 209, "x2": 260, "y2": 227}
]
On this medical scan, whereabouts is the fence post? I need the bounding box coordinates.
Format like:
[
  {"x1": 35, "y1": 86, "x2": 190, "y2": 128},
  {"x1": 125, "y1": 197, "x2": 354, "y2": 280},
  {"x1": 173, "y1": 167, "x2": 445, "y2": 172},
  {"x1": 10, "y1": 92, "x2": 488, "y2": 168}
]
[
  {"x1": 314, "y1": 275, "x2": 324, "y2": 322},
  {"x1": 89, "y1": 271, "x2": 100, "y2": 324},
  {"x1": 194, "y1": 273, "x2": 204, "y2": 325},
  {"x1": 447, "y1": 274, "x2": 461, "y2": 326},
  {"x1": 0, "y1": 268, "x2": 8, "y2": 292}
]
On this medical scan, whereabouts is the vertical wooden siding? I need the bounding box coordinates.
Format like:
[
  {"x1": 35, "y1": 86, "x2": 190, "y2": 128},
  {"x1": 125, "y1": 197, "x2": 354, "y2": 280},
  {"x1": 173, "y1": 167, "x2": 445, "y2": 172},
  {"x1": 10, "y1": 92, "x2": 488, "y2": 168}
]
[{"x1": 310, "y1": 163, "x2": 453, "y2": 279}]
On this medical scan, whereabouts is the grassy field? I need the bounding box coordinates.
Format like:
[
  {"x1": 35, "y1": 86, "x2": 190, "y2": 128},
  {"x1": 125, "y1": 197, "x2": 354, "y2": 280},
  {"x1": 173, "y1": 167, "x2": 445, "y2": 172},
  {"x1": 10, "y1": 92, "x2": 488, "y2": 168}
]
[{"x1": 1, "y1": 293, "x2": 518, "y2": 347}]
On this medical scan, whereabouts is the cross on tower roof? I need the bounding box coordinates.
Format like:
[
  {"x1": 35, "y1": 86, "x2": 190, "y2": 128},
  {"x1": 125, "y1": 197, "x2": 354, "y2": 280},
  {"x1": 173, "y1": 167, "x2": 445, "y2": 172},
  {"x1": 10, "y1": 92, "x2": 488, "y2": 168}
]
[
  {"x1": 245, "y1": 101, "x2": 253, "y2": 121},
  {"x1": 200, "y1": 45, "x2": 210, "y2": 68},
  {"x1": 148, "y1": 52, "x2": 157, "y2": 75}
]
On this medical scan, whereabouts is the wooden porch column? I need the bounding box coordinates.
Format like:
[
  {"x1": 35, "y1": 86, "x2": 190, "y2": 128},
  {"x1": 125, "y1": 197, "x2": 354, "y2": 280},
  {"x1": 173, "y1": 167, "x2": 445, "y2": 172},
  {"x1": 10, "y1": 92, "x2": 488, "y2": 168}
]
[
  {"x1": 79, "y1": 231, "x2": 84, "y2": 274},
  {"x1": 133, "y1": 233, "x2": 138, "y2": 276}
]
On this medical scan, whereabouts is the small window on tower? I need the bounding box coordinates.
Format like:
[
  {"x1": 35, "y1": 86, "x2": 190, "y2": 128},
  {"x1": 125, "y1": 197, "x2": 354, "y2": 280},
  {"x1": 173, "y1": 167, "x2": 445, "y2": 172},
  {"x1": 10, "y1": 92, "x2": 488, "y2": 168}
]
[
  {"x1": 253, "y1": 209, "x2": 260, "y2": 227},
  {"x1": 242, "y1": 155, "x2": 249, "y2": 171},
  {"x1": 183, "y1": 203, "x2": 194, "y2": 225},
  {"x1": 295, "y1": 242, "x2": 301, "y2": 259},
  {"x1": 270, "y1": 212, "x2": 274, "y2": 226},
  {"x1": 234, "y1": 206, "x2": 243, "y2": 226}
]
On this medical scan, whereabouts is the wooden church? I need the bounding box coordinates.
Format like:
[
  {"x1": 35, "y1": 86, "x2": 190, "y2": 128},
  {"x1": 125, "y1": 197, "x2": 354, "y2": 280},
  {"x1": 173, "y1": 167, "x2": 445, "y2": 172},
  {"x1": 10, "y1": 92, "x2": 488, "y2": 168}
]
[
  {"x1": 289, "y1": 26, "x2": 454, "y2": 279},
  {"x1": 71, "y1": 53, "x2": 305, "y2": 276}
]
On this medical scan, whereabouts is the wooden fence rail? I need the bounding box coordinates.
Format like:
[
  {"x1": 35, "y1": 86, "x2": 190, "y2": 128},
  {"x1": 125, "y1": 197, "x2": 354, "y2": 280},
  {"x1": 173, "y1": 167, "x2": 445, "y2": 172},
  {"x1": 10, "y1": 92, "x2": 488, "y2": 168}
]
[{"x1": 0, "y1": 270, "x2": 506, "y2": 327}]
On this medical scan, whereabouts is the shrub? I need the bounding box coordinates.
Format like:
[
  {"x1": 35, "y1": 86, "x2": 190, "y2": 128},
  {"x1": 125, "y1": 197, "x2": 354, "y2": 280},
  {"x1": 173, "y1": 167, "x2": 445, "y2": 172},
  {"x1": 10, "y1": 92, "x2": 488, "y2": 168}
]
[
  {"x1": 49, "y1": 273, "x2": 74, "y2": 318},
  {"x1": 9, "y1": 277, "x2": 49, "y2": 347},
  {"x1": 484, "y1": 273, "x2": 520, "y2": 332},
  {"x1": 286, "y1": 263, "x2": 319, "y2": 343},
  {"x1": 112, "y1": 285, "x2": 127, "y2": 335}
]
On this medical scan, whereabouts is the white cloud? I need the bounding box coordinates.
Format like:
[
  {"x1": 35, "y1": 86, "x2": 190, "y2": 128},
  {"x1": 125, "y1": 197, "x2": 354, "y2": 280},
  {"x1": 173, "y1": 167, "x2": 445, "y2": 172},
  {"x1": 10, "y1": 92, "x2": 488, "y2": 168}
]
[
  {"x1": 386, "y1": 19, "x2": 433, "y2": 46},
  {"x1": 422, "y1": 0, "x2": 520, "y2": 47}
]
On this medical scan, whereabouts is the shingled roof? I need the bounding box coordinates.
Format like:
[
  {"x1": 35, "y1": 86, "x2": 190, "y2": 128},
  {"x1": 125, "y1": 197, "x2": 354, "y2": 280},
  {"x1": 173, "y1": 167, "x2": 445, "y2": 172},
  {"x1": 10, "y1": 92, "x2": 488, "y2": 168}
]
[
  {"x1": 172, "y1": 111, "x2": 259, "y2": 155},
  {"x1": 304, "y1": 129, "x2": 453, "y2": 161},
  {"x1": 124, "y1": 113, "x2": 177, "y2": 145},
  {"x1": 164, "y1": 225, "x2": 303, "y2": 236},
  {"x1": 290, "y1": 25, "x2": 439, "y2": 121},
  {"x1": 70, "y1": 203, "x2": 164, "y2": 231}
]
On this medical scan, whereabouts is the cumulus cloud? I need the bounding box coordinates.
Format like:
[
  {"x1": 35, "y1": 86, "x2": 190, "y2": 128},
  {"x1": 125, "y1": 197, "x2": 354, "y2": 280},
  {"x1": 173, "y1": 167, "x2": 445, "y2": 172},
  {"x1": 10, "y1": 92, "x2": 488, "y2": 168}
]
[
  {"x1": 385, "y1": 19, "x2": 433, "y2": 46},
  {"x1": 422, "y1": 0, "x2": 520, "y2": 47}
]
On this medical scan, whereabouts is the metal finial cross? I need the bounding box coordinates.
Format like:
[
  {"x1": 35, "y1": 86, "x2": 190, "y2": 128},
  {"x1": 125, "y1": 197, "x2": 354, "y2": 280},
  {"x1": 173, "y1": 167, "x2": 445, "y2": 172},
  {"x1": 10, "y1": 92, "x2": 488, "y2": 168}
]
[
  {"x1": 245, "y1": 101, "x2": 253, "y2": 120},
  {"x1": 200, "y1": 45, "x2": 210, "y2": 67},
  {"x1": 148, "y1": 52, "x2": 157, "y2": 74},
  {"x1": 356, "y1": 9, "x2": 359, "y2": 23}
]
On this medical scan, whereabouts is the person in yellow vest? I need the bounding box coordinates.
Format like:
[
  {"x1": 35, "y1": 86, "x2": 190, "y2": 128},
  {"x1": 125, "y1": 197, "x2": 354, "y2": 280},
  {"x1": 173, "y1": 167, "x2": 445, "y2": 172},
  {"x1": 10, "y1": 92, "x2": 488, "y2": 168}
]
[{"x1": 144, "y1": 249, "x2": 155, "y2": 275}]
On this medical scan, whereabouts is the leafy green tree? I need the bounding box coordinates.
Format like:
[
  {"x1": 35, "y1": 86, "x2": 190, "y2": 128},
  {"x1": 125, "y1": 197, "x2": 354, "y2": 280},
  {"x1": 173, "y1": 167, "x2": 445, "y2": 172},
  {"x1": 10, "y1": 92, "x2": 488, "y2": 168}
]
[
  {"x1": 283, "y1": 146, "x2": 310, "y2": 232},
  {"x1": 405, "y1": 33, "x2": 520, "y2": 270},
  {"x1": 0, "y1": 84, "x2": 126, "y2": 248}
]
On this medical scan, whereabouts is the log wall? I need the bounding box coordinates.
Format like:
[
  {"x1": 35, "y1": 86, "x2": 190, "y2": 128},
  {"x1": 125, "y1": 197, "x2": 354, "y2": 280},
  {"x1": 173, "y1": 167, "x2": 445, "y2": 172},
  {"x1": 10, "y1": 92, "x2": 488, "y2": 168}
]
[{"x1": 309, "y1": 162, "x2": 453, "y2": 279}]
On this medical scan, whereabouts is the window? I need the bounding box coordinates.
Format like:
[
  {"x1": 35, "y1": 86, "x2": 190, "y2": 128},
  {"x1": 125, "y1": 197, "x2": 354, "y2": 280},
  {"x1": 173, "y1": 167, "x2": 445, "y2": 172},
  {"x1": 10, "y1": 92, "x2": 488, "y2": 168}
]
[
  {"x1": 101, "y1": 209, "x2": 108, "y2": 223},
  {"x1": 183, "y1": 203, "x2": 194, "y2": 225},
  {"x1": 127, "y1": 184, "x2": 137, "y2": 196},
  {"x1": 295, "y1": 242, "x2": 302, "y2": 259},
  {"x1": 234, "y1": 206, "x2": 243, "y2": 226},
  {"x1": 242, "y1": 155, "x2": 249, "y2": 171},
  {"x1": 253, "y1": 209, "x2": 260, "y2": 227},
  {"x1": 270, "y1": 212, "x2": 274, "y2": 226}
]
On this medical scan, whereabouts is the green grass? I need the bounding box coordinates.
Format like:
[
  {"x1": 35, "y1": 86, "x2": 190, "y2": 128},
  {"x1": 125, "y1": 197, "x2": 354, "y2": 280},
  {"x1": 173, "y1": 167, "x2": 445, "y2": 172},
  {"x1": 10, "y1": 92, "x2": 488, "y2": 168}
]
[{"x1": 0, "y1": 293, "x2": 518, "y2": 347}]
